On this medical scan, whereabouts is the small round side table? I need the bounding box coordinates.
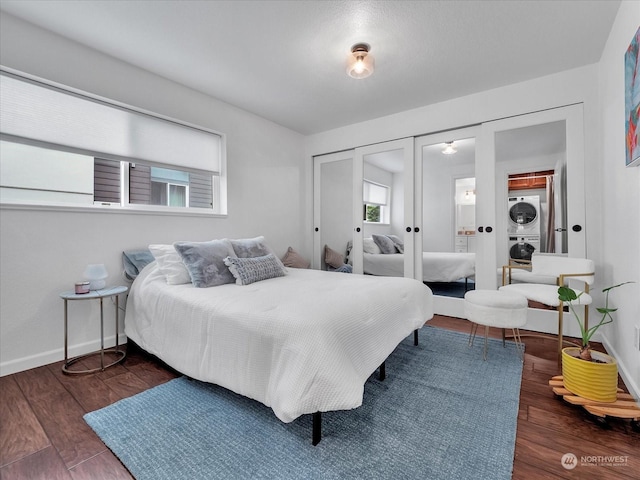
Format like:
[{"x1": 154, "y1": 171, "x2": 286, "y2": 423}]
[{"x1": 60, "y1": 285, "x2": 128, "y2": 374}]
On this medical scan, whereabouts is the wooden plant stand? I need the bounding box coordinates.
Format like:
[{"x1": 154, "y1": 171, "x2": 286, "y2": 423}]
[{"x1": 549, "y1": 375, "x2": 640, "y2": 431}]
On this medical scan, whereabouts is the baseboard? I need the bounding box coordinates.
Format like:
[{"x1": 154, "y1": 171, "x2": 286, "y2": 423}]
[
  {"x1": 0, "y1": 333, "x2": 128, "y2": 377},
  {"x1": 601, "y1": 334, "x2": 640, "y2": 401}
]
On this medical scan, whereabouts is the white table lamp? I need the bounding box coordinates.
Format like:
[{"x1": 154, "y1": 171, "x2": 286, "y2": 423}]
[{"x1": 84, "y1": 264, "x2": 108, "y2": 290}]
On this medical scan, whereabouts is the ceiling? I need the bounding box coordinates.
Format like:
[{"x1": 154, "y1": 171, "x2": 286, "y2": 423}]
[{"x1": 0, "y1": 0, "x2": 620, "y2": 135}]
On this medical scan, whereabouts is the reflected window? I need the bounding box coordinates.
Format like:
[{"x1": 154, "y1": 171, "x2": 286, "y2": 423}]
[{"x1": 363, "y1": 179, "x2": 389, "y2": 224}]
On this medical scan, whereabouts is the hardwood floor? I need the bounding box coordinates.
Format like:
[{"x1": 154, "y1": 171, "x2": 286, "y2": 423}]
[{"x1": 1, "y1": 315, "x2": 638, "y2": 479}]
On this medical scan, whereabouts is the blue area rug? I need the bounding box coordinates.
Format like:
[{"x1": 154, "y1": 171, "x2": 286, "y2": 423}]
[{"x1": 84, "y1": 327, "x2": 523, "y2": 479}]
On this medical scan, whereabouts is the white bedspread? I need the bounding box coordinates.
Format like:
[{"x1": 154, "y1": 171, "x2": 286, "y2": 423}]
[
  {"x1": 125, "y1": 263, "x2": 433, "y2": 423},
  {"x1": 364, "y1": 252, "x2": 475, "y2": 282}
]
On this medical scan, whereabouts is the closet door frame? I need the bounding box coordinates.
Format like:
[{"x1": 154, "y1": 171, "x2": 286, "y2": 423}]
[
  {"x1": 480, "y1": 104, "x2": 586, "y2": 336},
  {"x1": 354, "y1": 138, "x2": 415, "y2": 276}
]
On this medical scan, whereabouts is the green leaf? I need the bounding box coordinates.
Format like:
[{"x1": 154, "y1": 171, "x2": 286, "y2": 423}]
[
  {"x1": 557, "y1": 286, "x2": 578, "y2": 302},
  {"x1": 596, "y1": 307, "x2": 617, "y2": 315},
  {"x1": 602, "y1": 281, "x2": 635, "y2": 293}
]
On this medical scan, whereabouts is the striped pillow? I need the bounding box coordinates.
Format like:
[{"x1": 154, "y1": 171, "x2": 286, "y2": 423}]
[{"x1": 224, "y1": 254, "x2": 286, "y2": 286}]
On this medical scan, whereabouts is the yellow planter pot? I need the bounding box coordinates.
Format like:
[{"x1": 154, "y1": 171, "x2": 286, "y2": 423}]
[{"x1": 562, "y1": 347, "x2": 618, "y2": 403}]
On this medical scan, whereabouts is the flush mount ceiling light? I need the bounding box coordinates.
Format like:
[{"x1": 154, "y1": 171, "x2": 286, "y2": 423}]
[
  {"x1": 347, "y1": 43, "x2": 374, "y2": 79},
  {"x1": 442, "y1": 141, "x2": 457, "y2": 155}
]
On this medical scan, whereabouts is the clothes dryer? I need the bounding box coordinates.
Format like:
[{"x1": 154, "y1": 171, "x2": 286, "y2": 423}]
[{"x1": 507, "y1": 195, "x2": 541, "y2": 235}]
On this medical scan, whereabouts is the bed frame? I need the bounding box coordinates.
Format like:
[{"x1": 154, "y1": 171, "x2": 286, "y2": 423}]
[{"x1": 310, "y1": 329, "x2": 419, "y2": 445}]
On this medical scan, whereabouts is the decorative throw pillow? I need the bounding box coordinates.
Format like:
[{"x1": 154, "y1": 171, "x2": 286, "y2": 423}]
[
  {"x1": 386, "y1": 234, "x2": 405, "y2": 254},
  {"x1": 281, "y1": 247, "x2": 310, "y2": 269},
  {"x1": 363, "y1": 237, "x2": 383, "y2": 254},
  {"x1": 230, "y1": 236, "x2": 272, "y2": 258},
  {"x1": 372, "y1": 234, "x2": 397, "y2": 254},
  {"x1": 224, "y1": 254, "x2": 286, "y2": 286},
  {"x1": 174, "y1": 239, "x2": 237, "y2": 288},
  {"x1": 324, "y1": 245, "x2": 345, "y2": 269},
  {"x1": 149, "y1": 244, "x2": 192, "y2": 285},
  {"x1": 230, "y1": 236, "x2": 286, "y2": 269}
]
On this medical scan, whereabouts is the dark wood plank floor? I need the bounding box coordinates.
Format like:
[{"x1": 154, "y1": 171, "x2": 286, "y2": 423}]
[{"x1": 1, "y1": 315, "x2": 638, "y2": 479}]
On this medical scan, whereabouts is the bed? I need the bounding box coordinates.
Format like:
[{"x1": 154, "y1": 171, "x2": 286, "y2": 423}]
[
  {"x1": 125, "y1": 257, "x2": 433, "y2": 444},
  {"x1": 363, "y1": 252, "x2": 475, "y2": 283}
]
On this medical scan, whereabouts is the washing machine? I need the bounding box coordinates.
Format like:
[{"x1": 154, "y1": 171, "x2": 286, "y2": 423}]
[
  {"x1": 508, "y1": 235, "x2": 540, "y2": 262},
  {"x1": 507, "y1": 195, "x2": 541, "y2": 235}
]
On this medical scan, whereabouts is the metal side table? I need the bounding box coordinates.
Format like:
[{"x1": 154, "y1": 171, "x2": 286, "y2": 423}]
[{"x1": 60, "y1": 285, "x2": 128, "y2": 374}]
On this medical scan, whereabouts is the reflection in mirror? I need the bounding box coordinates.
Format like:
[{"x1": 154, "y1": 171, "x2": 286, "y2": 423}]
[
  {"x1": 421, "y1": 138, "x2": 476, "y2": 298},
  {"x1": 360, "y1": 148, "x2": 406, "y2": 277},
  {"x1": 495, "y1": 121, "x2": 567, "y2": 268},
  {"x1": 320, "y1": 158, "x2": 353, "y2": 270}
]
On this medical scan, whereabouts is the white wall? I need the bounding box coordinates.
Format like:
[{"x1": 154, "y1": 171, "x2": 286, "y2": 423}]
[
  {"x1": 0, "y1": 14, "x2": 305, "y2": 375},
  {"x1": 598, "y1": 1, "x2": 640, "y2": 399}
]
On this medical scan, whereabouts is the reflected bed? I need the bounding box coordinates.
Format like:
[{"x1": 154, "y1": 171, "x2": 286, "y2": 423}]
[{"x1": 363, "y1": 252, "x2": 475, "y2": 283}]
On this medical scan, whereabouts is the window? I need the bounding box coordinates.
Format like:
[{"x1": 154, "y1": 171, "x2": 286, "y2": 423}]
[
  {"x1": 1, "y1": 141, "x2": 216, "y2": 210},
  {"x1": 363, "y1": 180, "x2": 390, "y2": 224},
  {"x1": 0, "y1": 69, "x2": 226, "y2": 214}
]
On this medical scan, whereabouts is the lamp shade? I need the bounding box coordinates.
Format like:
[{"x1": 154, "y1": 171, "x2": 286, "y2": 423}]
[
  {"x1": 84, "y1": 264, "x2": 108, "y2": 290},
  {"x1": 347, "y1": 43, "x2": 374, "y2": 79}
]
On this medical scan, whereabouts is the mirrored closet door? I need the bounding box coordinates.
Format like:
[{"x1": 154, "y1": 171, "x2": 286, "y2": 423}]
[
  {"x1": 313, "y1": 150, "x2": 355, "y2": 270},
  {"x1": 353, "y1": 138, "x2": 415, "y2": 276},
  {"x1": 414, "y1": 127, "x2": 479, "y2": 317},
  {"x1": 480, "y1": 104, "x2": 586, "y2": 335}
]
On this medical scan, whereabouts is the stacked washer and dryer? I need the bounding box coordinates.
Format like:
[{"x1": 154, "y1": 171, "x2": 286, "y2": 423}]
[{"x1": 508, "y1": 195, "x2": 541, "y2": 262}]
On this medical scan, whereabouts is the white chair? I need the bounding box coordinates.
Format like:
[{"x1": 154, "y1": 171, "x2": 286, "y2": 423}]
[
  {"x1": 464, "y1": 289, "x2": 528, "y2": 361},
  {"x1": 499, "y1": 253, "x2": 595, "y2": 357}
]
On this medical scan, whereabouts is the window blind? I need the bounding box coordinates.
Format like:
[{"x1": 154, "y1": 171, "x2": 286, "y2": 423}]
[
  {"x1": 0, "y1": 72, "x2": 221, "y2": 174},
  {"x1": 363, "y1": 180, "x2": 389, "y2": 206}
]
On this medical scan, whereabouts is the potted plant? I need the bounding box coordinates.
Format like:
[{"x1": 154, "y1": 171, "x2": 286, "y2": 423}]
[{"x1": 558, "y1": 281, "x2": 633, "y2": 402}]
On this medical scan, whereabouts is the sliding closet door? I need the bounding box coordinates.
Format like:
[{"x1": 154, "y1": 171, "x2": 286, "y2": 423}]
[
  {"x1": 480, "y1": 104, "x2": 586, "y2": 335},
  {"x1": 415, "y1": 127, "x2": 480, "y2": 317},
  {"x1": 313, "y1": 150, "x2": 355, "y2": 270},
  {"x1": 353, "y1": 138, "x2": 414, "y2": 277}
]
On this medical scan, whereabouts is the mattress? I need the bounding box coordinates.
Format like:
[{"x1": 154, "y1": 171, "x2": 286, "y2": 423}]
[
  {"x1": 125, "y1": 263, "x2": 433, "y2": 423},
  {"x1": 363, "y1": 252, "x2": 475, "y2": 283}
]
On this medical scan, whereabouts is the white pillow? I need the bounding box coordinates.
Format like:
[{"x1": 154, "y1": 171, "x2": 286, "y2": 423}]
[
  {"x1": 363, "y1": 237, "x2": 382, "y2": 254},
  {"x1": 148, "y1": 244, "x2": 192, "y2": 285}
]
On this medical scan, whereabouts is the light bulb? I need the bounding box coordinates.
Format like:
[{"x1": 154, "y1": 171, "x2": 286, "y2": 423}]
[
  {"x1": 442, "y1": 142, "x2": 457, "y2": 155},
  {"x1": 347, "y1": 43, "x2": 374, "y2": 79}
]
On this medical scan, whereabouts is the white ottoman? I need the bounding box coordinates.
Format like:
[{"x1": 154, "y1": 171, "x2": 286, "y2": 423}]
[{"x1": 464, "y1": 289, "x2": 528, "y2": 361}]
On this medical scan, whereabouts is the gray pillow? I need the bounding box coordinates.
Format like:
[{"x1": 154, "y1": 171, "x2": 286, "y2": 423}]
[
  {"x1": 387, "y1": 234, "x2": 404, "y2": 254},
  {"x1": 174, "y1": 239, "x2": 237, "y2": 288},
  {"x1": 224, "y1": 254, "x2": 286, "y2": 285},
  {"x1": 230, "y1": 236, "x2": 272, "y2": 258},
  {"x1": 372, "y1": 234, "x2": 397, "y2": 254}
]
